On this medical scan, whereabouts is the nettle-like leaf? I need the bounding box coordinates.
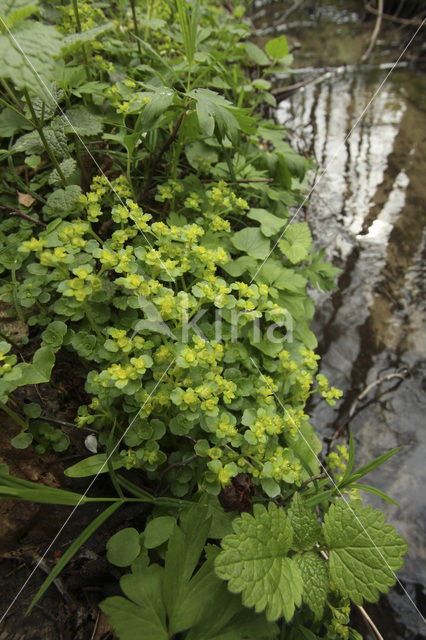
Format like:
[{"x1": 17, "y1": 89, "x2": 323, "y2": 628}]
[
  {"x1": 323, "y1": 500, "x2": 408, "y2": 605},
  {"x1": 63, "y1": 106, "x2": 103, "y2": 136},
  {"x1": 0, "y1": 0, "x2": 39, "y2": 28},
  {"x1": 0, "y1": 20, "x2": 61, "y2": 96},
  {"x1": 293, "y1": 552, "x2": 329, "y2": 619},
  {"x1": 279, "y1": 222, "x2": 312, "y2": 264},
  {"x1": 48, "y1": 158, "x2": 77, "y2": 185},
  {"x1": 288, "y1": 493, "x2": 321, "y2": 551},
  {"x1": 214, "y1": 503, "x2": 303, "y2": 621},
  {"x1": 102, "y1": 507, "x2": 277, "y2": 640},
  {"x1": 42, "y1": 185, "x2": 82, "y2": 219}
]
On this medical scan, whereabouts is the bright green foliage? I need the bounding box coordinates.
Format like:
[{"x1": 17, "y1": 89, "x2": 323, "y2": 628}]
[
  {"x1": 323, "y1": 500, "x2": 407, "y2": 605},
  {"x1": 293, "y1": 552, "x2": 329, "y2": 619},
  {"x1": 101, "y1": 507, "x2": 278, "y2": 639},
  {"x1": 0, "y1": 0, "x2": 408, "y2": 636},
  {"x1": 215, "y1": 503, "x2": 303, "y2": 621}
]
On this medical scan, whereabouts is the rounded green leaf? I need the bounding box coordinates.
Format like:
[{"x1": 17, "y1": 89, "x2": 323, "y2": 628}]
[
  {"x1": 107, "y1": 528, "x2": 141, "y2": 567},
  {"x1": 144, "y1": 516, "x2": 176, "y2": 549},
  {"x1": 265, "y1": 35, "x2": 289, "y2": 60},
  {"x1": 11, "y1": 432, "x2": 33, "y2": 449}
]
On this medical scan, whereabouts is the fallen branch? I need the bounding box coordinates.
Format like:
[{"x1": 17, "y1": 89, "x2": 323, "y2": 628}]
[
  {"x1": 365, "y1": 2, "x2": 426, "y2": 26},
  {"x1": 271, "y1": 70, "x2": 332, "y2": 98},
  {"x1": 0, "y1": 205, "x2": 47, "y2": 228},
  {"x1": 200, "y1": 178, "x2": 274, "y2": 183},
  {"x1": 362, "y1": 0, "x2": 384, "y2": 62},
  {"x1": 327, "y1": 370, "x2": 409, "y2": 453}
]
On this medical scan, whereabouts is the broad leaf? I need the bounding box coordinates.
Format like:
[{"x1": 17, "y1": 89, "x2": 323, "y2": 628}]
[
  {"x1": 293, "y1": 552, "x2": 329, "y2": 619},
  {"x1": 43, "y1": 185, "x2": 82, "y2": 218},
  {"x1": 323, "y1": 500, "x2": 407, "y2": 605},
  {"x1": 64, "y1": 106, "x2": 103, "y2": 136},
  {"x1": 215, "y1": 503, "x2": 303, "y2": 621},
  {"x1": 231, "y1": 227, "x2": 270, "y2": 260},
  {"x1": 107, "y1": 528, "x2": 141, "y2": 567},
  {"x1": 247, "y1": 208, "x2": 286, "y2": 237},
  {"x1": 279, "y1": 222, "x2": 312, "y2": 264},
  {"x1": 265, "y1": 35, "x2": 289, "y2": 60},
  {"x1": 245, "y1": 42, "x2": 269, "y2": 66},
  {"x1": 64, "y1": 453, "x2": 125, "y2": 478},
  {"x1": 144, "y1": 516, "x2": 176, "y2": 549},
  {"x1": 0, "y1": 21, "x2": 61, "y2": 96}
]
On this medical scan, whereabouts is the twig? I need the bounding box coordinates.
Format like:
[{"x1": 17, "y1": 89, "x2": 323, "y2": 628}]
[
  {"x1": 327, "y1": 370, "x2": 409, "y2": 452},
  {"x1": 365, "y1": 2, "x2": 426, "y2": 26},
  {"x1": 271, "y1": 71, "x2": 331, "y2": 97},
  {"x1": 155, "y1": 454, "x2": 197, "y2": 495},
  {"x1": 298, "y1": 472, "x2": 327, "y2": 491},
  {"x1": 362, "y1": 0, "x2": 384, "y2": 62},
  {"x1": 200, "y1": 178, "x2": 274, "y2": 183},
  {"x1": 0, "y1": 205, "x2": 47, "y2": 228}
]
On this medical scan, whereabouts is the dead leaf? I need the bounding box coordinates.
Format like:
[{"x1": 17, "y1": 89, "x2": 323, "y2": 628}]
[{"x1": 17, "y1": 192, "x2": 35, "y2": 208}]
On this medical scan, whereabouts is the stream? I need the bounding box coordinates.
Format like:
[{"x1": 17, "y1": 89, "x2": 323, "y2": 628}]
[{"x1": 253, "y1": 1, "x2": 426, "y2": 637}]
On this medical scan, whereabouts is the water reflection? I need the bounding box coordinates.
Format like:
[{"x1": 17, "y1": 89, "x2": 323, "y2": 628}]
[{"x1": 276, "y1": 68, "x2": 426, "y2": 599}]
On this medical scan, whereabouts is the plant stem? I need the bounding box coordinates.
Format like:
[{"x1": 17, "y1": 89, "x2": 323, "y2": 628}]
[
  {"x1": 71, "y1": 0, "x2": 91, "y2": 74},
  {"x1": 82, "y1": 302, "x2": 103, "y2": 340},
  {"x1": 0, "y1": 400, "x2": 27, "y2": 429},
  {"x1": 129, "y1": 0, "x2": 143, "y2": 61},
  {"x1": 23, "y1": 89, "x2": 68, "y2": 188},
  {"x1": 11, "y1": 260, "x2": 25, "y2": 324},
  {"x1": 1, "y1": 79, "x2": 24, "y2": 112}
]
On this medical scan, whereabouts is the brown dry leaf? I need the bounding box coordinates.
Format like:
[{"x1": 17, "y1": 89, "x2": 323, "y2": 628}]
[{"x1": 17, "y1": 192, "x2": 35, "y2": 208}]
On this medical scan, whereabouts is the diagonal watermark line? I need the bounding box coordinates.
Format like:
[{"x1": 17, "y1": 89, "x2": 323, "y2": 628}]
[
  {"x1": 249, "y1": 356, "x2": 426, "y2": 626},
  {"x1": 0, "y1": 358, "x2": 176, "y2": 624},
  {"x1": 250, "y1": 16, "x2": 426, "y2": 284},
  {"x1": 0, "y1": 16, "x2": 174, "y2": 281}
]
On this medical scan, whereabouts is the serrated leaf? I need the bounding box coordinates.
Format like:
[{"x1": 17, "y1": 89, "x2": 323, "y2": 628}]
[
  {"x1": 43, "y1": 184, "x2": 82, "y2": 218},
  {"x1": 323, "y1": 500, "x2": 407, "y2": 605},
  {"x1": 63, "y1": 106, "x2": 103, "y2": 136},
  {"x1": 0, "y1": 107, "x2": 31, "y2": 137},
  {"x1": 1, "y1": 0, "x2": 39, "y2": 28},
  {"x1": 43, "y1": 116, "x2": 68, "y2": 157},
  {"x1": 247, "y1": 208, "x2": 286, "y2": 237},
  {"x1": 0, "y1": 21, "x2": 61, "y2": 96},
  {"x1": 48, "y1": 158, "x2": 76, "y2": 185},
  {"x1": 293, "y1": 552, "x2": 329, "y2": 619},
  {"x1": 231, "y1": 227, "x2": 270, "y2": 260},
  {"x1": 279, "y1": 222, "x2": 312, "y2": 264},
  {"x1": 214, "y1": 503, "x2": 303, "y2": 621},
  {"x1": 288, "y1": 493, "x2": 321, "y2": 551},
  {"x1": 107, "y1": 528, "x2": 141, "y2": 567}
]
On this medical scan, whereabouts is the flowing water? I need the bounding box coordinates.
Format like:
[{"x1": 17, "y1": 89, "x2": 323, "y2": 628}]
[{"x1": 253, "y1": 1, "x2": 426, "y2": 637}]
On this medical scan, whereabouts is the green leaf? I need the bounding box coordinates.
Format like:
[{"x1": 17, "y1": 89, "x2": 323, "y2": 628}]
[
  {"x1": 61, "y1": 23, "x2": 113, "y2": 53},
  {"x1": 64, "y1": 453, "x2": 125, "y2": 478},
  {"x1": 0, "y1": 0, "x2": 39, "y2": 28},
  {"x1": 287, "y1": 493, "x2": 321, "y2": 551},
  {"x1": 107, "y1": 528, "x2": 141, "y2": 567},
  {"x1": 137, "y1": 89, "x2": 174, "y2": 131},
  {"x1": 221, "y1": 256, "x2": 257, "y2": 277},
  {"x1": 101, "y1": 565, "x2": 168, "y2": 640},
  {"x1": 247, "y1": 208, "x2": 286, "y2": 237},
  {"x1": 23, "y1": 402, "x2": 41, "y2": 418},
  {"x1": 144, "y1": 516, "x2": 176, "y2": 549},
  {"x1": 215, "y1": 503, "x2": 303, "y2": 621},
  {"x1": 41, "y1": 320, "x2": 67, "y2": 349},
  {"x1": 265, "y1": 35, "x2": 289, "y2": 60},
  {"x1": 43, "y1": 185, "x2": 82, "y2": 218},
  {"x1": 11, "y1": 432, "x2": 33, "y2": 448},
  {"x1": 293, "y1": 552, "x2": 329, "y2": 619},
  {"x1": 244, "y1": 42, "x2": 269, "y2": 66},
  {"x1": 48, "y1": 158, "x2": 77, "y2": 185},
  {"x1": 63, "y1": 105, "x2": 103, "y2": 136},
  {"x1": 16, "y1": 346, "x2": 55, "y2": 386},
  {"x1": 323, "y1": 500, "x2": 407, "y2": 605},
  {"x1": 0, "y1": 107, "x2": 31, "y2": 137},
  {"x1": 279, "y1": 222, "x2": 312, "y2": 264},
  {"x1": 28, "y1": 502, "x2": 121, "y2": 613},
  {"x1": 231, "y1": 227, "x2": 270, "y2": 260},
  {"x1": 0, "y1": 21, "x2": 61, "y2": 96}
]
